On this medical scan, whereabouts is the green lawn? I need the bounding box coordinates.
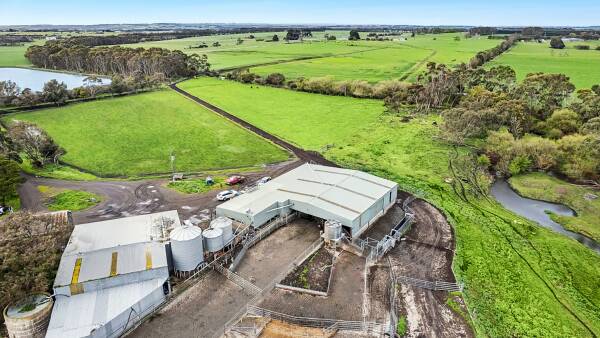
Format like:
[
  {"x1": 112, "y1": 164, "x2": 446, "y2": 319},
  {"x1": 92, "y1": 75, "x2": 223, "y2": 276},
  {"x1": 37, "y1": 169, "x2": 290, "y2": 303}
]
[
  {"x1": 488, "y1": 41, "x2": 600, "y2": 88},
  {"x1": 510, "y1": 172, "x2": 600, "y2": 242},
  {"x1": 178, "y1": 77, "x2": 385, "y2": 150},
  {"x1": 2, "y1": 90, "x2": 288, "y2": 177},
  {"x1": 251, "y1": 33, "x2": 499, "y2": 82},
  {"x1": 187, "y1": 79, "x2": 600, "y2": 336}
]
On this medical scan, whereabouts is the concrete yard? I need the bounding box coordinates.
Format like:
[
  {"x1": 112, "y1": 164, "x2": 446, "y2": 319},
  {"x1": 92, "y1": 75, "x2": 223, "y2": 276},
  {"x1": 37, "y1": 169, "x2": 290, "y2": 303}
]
[
  {"x1": 235, "y1": 218, "x2": 321, "y2": 288},
  {"x1": 128, "y1": 270, "x2": 253, "y2": 338},
  {"x1": 129, "y1": 219, "x2": 322, "y2": 338},
  {"x1": 259, "y1": 251, "x2": 365, "y2": 321}
]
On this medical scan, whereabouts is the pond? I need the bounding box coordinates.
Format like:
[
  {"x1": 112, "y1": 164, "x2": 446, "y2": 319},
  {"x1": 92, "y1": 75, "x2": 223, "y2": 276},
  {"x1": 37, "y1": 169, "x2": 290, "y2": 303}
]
[
  {"x1": 491, "y1": 180, "x2": 600, "y2": 253},
  {"x1": 0, "y1": 67, "x2": 110, "y2": 92}
]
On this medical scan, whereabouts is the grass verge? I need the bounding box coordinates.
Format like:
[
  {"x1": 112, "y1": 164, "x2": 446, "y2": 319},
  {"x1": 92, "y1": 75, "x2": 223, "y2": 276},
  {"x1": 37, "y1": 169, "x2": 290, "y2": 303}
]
[{"x1": 38, "y1": 185, "x2": 101, "y2": 211}]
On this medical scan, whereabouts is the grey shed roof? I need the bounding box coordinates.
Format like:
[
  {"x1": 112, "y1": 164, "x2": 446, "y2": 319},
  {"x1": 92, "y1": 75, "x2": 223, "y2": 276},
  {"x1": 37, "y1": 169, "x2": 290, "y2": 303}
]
[
  {"x1": 217, "y1": 163, "x2": 397, "y2": 223},
  {"x1": 53, "y1": 211, "x2": 178, "y2": 288},
  {"x1": 46, "y1": 277, "x2": 166, "y2": 338}
]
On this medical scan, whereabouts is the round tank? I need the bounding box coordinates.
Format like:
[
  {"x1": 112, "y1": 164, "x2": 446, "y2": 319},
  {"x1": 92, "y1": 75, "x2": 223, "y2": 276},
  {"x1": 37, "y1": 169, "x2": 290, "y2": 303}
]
[
  {"x1": 324, "y1": 220, "x2": 342, "y2": 241},
  {"x1": 203, "y1": 228, "x2": 224, "y2": 252},
  {"x1": 169, "y1": 225, "x2": 204, "y2": 272},
  {"x1": 3, "y1": 293, "x2": 53, "y2": 338},
  {"x1": 210, "y1": 217, "x2": 234, "y2": 244}
]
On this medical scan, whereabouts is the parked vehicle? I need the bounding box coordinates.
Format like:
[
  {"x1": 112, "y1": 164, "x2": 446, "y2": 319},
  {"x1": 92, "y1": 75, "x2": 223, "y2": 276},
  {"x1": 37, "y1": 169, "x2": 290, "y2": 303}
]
[
  {"x1": 257, "y1": 176, "x2": 272, "y2": 185},
  {"x1": 226, "y1": 175, "x2": 245, "y2": 185},
  {"x1": 217, "y1": 190, "x2": 240, "y2": 201}
]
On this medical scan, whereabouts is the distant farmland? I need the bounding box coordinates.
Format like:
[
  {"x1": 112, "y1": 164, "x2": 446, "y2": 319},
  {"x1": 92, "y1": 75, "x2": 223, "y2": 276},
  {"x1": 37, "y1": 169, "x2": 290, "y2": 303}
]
[
  {"x1": 251, "y1": 33, "x2": 499, "y2": 82},
  {"x1": 2, "y1": 90, "x2": 288, "y2": 176},
  {"x1": 125, "y1": 32, "x2": 499, "y2": 82},
  {"x1": 488, "y1": 40, "x2": 600, "y2": 88}
]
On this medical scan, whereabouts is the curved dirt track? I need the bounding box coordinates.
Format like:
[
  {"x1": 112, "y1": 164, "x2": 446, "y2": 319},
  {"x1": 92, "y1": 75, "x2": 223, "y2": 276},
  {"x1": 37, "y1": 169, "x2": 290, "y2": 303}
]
[
  {"x1": 387, "y1": 192, "x2": 473, "y2": 338},
  {"x1": 170, "y1": 84, "x2": 338, "y2": 167}
]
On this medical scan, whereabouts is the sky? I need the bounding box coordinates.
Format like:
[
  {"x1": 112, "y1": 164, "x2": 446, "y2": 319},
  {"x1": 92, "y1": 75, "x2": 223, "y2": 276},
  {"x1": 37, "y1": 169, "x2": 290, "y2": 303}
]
[{"x1": 2, "y1": 0, "x2": 599, "y2": 27}]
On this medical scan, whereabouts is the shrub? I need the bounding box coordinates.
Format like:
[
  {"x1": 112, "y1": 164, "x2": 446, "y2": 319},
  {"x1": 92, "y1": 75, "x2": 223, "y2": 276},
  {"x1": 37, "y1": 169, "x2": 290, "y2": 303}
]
[
  {"x1": 574, "y1": 45, "x2": 590, "y2": 50},
  {"x1": 550, "y1": 37, "x2": 565, "y2": 49},
  {"x1": 265, "y1": 73, "x2": 286, "y2": 86},
  {"x1": 509, "y1": 155, "x2": 533, "y2": 175}
]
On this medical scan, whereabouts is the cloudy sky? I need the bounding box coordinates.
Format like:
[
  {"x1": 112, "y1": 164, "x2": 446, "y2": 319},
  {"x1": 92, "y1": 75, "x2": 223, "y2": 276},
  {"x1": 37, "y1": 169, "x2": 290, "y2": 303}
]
[{"x1": 2, "y1": 0, "x2": 599, "y2": 26}]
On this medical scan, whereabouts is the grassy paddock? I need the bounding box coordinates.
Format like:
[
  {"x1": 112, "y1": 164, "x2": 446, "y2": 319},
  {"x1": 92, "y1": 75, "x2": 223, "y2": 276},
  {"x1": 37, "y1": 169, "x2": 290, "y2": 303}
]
[
  {"x1": 178, "y1": 77, "x2": 385, "y2": 150},
  {"x1": 187, "y1": 78, "x2": 600, "y2": 335},
  {"x1": 251, "y1": 33, "x2": 499, "y2": 82},
  {"x1": 510, "y1": 172, "x2": 600, "y2": 242},
  {"x1": 488, "y1": 41, "x2": 600, "y2": 88},
  {"x1": 2, "y1": 90, "x2": 288, "y2": 177},
  {"x1": 325, "y1": 114, "x2": 600, "y2": 337}
]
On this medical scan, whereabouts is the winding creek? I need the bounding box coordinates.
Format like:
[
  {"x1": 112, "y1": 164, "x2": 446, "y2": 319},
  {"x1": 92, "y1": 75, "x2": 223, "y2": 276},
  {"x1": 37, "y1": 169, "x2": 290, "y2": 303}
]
[
  {"x1": 491, "y1": 180, "x2": 600, "y2": 253},
  {"x1": 0, "y1": 67, "x2": 110, "y2": 92}
]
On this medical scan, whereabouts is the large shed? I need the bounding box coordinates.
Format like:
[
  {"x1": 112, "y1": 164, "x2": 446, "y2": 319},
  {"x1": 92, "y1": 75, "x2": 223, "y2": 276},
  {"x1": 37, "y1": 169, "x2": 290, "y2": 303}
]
[
  {"x1": 216, "y1": 164, "x2": 398, "y2": 238},
  {"x1": 46, "y1": 211, "x2": 181, "y2": 338}
]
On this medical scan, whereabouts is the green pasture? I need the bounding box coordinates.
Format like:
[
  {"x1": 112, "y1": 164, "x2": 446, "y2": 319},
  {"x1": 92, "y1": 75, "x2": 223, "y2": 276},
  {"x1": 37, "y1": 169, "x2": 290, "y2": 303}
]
[
  {"x1": 178, "y1": 77, "x2": 385, "y2": 150},
  {"x1": 488, "y1": 41, "x2": 600, "y2": 88},
  {"x1": 325, "y1": 114, "x2": 600, "y2": 337},
  {"x1": 0, "y1": 43, "x2": 33, "y2": 67},
  {"x1": 1, "y1": 90, "x2": 288, "y2": 177},
  {"x1": 251, "y1": 33, "x2": 499, "y2": 82},
  {"x1": 185, "y1": 78, "x2": 600, "y2": 336}
]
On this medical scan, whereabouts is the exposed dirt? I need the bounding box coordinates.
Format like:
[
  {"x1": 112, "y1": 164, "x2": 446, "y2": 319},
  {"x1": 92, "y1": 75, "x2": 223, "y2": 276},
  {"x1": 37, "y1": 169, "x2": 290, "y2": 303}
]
[
  {"x1": 18, "y1": 160, "x2": 303, "y2": 225},
  {"x1": 281, "y1": 246, "x2": 334, "y2": 293},
  {"x1": 259, "y1": 320, "x2": 335, "y2": 338},
  {"x1": 259, "y1": 251, "x2": 365, "y2": 321},
  {"x1": 388, "y1": 193, "x2": 474, "y2": 338}
]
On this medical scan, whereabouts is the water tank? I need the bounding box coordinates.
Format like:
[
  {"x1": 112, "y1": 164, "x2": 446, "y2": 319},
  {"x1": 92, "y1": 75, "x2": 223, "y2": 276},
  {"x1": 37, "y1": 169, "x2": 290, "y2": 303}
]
[
  {"x1": 210, "y1": 217, "x2": 234, "y2": 244},
  {"x1": 203, "y1": 228, "x2": 224, "y2": 252},
  {"x1": 169, "y1": 225, "x2": 204, "y2": 272},
  {"x1": 3, "y1": 293, "x2": 53, "y2": 338},
  {"x1": 324, "y1": 220, "x2": 342, "y2": 241}
]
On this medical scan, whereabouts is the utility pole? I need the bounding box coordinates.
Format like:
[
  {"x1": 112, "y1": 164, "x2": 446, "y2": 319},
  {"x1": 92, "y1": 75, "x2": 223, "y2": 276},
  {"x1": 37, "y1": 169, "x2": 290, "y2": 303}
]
[{"x1": 170, "y1": 151, "x2": 176, "y2": 182}]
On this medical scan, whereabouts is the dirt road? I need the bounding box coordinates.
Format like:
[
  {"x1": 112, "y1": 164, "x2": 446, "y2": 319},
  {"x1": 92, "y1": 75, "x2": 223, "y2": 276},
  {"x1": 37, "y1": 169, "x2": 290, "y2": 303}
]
[{"x1": 18, "y1": 160, "x2": 302, "y2": 225}]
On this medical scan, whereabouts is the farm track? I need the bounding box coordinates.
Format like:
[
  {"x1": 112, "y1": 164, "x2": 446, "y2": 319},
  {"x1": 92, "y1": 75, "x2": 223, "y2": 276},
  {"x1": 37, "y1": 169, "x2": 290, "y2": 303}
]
[{"x1": 170, "y1": 83, "x2": 338, "y2": 167}]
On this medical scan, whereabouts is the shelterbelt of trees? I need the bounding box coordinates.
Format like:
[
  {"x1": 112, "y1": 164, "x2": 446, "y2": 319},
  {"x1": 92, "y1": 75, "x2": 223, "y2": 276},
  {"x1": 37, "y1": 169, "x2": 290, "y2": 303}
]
[
  {"x1": 57, "y1": 28, "x2": 291, "y2": 47},
  {"x1": 25, "y1": 42, "x2": 210, "y2": 80},
  {"x1": 386, "y1": 64, "x2": 600, "y2": 186}
]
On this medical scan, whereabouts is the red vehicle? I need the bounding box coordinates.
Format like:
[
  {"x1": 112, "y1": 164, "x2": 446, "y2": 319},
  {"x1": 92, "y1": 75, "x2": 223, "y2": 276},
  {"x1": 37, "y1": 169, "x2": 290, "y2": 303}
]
[{"x1": 226, "y1": 175, "x2": 245, "y2": 185}]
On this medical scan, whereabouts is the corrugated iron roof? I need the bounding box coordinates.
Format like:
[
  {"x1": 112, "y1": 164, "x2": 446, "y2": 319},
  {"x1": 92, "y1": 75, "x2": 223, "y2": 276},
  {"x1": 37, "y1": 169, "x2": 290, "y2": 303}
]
[{"x1": 217, "y1": 164, "x2": 397, "y2": 223}]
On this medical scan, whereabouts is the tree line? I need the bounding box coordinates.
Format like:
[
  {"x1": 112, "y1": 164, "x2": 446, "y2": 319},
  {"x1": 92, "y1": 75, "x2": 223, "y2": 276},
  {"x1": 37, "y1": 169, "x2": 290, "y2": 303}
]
[{"x1": 25, "y1": 42, "x2": 210, "y2": 80}]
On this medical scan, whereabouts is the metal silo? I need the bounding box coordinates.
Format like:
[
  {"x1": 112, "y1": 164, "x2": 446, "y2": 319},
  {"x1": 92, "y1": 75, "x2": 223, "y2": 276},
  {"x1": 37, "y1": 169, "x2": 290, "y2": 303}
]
[
  {"x1": 210, "y1": 217, "x2": 234, "y2": 244},
  {"x1": 169, "y1": 225, "x2": 204, "y2": 272},
  {"x1": 324, "y1": 220, "x2": 343, "y2": 241},
  {"x1": 203, "y1": 228, "x2": 224, "y2": 252}
]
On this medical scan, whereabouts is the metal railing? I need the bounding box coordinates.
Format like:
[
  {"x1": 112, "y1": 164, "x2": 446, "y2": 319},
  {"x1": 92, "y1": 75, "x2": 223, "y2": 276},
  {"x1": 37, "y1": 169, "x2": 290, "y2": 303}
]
[
  {"x1": 215, "y1": 264, "x2": 261, "y2": 296},
  {"x1": 396, "y1": 275, "x2": 463, "y2": 292},
  {"x1": 246, "y1": 305, "x2": 386, "y2": 335}
]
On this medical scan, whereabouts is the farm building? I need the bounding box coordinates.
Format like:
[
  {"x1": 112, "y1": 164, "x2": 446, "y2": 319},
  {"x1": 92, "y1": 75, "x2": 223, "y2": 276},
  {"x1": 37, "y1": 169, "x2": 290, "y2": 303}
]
[
  {"x1": 46, "y1": 211, "x2": 181, "y2": 338},
  {"x1": 216, "y1": 163, "x2": 398, "y2": 238}
]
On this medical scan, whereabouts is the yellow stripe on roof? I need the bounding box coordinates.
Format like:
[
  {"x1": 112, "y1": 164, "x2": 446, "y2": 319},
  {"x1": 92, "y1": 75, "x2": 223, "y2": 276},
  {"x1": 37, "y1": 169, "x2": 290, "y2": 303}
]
[
  {"x1": 110, "y1": 252, "x2": 118, "y2": 277},
  {"x1": 71, "y1": 258, "x2": 82, "y2": 284},
  {"x1": 145, "y1": 248, "x2": 152, "y2": 270}
]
